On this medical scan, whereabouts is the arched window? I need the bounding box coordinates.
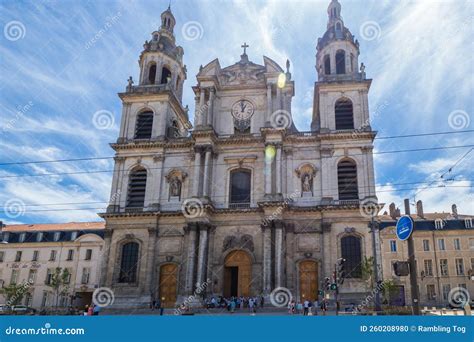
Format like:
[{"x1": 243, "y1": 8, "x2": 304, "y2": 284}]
[
  {"x1": 336, "y1": 50, "x2": 345, "y2": 74},
  {"x1": 161, "y1": 67, "x2": 171, "y2": 84},
  {"x1": 324, "y1": 55, "x2": 331, "y2": 75},
  {"x1": 335, "y1": 98, "x2": 354, "y2": 130},
  {"x1": 337, "y1": 160, "x2": 358, "y2": 200},
  {"x1": 134, "y1": 111, "x2": 154, "y2": 139},
  {"x1": 341, "y1": 236, "x2": 362, "y2": 278},
  {"x1": 148, "y1": 64, "x2": 156, "y2": 84},
  {"x1": 230, "y1": 169, "x2": 251, "y2": 204},
  {"x1": 126, "y1": 168, "x2": 147, "y2": 208},
  {"x1": 119, "y1": 242, "x2": 139, "y2": 283}
]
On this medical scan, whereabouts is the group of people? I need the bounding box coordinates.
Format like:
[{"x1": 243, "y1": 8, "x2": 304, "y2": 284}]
[
  {"x1": 83, "y1": 304, "x2": 101, "y2": 316},
  {"x1": 287, "y1": 298, "x2": 328, "y2": 315},
  {"x1": 150, "y1": 298, "x2": 165, "y2": 315},
  {"x1": 205, "y1": 296, "x2": 265, "y2": 313}
]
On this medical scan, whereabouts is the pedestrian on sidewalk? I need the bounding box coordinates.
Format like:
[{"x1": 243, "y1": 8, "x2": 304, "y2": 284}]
[{"x1": 303, "y1": 299, "x2": 309, "y2": 315}]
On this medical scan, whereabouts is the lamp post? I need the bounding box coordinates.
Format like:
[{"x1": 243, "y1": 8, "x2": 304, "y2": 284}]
[{"x1": 370, "y1": 213, "x2": 382, "y2": 313}]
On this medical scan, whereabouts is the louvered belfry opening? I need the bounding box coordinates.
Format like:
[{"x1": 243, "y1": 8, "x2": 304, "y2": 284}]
[
  {"x1": 126, "y1": 168, "x2": 147, "y2": 208},
  {"x1": 148, "y1": 64, "x2": 157, "y2": 84},
  {"x1": 335, "y1": 98, "x2": 354, "y2": 130},
  {"x1": 134, "y1": 111, "x2": 154, "y2": 139},
  {"x1": 337, "y1": 160, "x2": 358, "y2": 200}
]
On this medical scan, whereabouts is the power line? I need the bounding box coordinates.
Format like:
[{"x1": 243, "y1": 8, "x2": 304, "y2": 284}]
[{"x1": 374, "y1": 129, "x2": 474, "y2": 140}]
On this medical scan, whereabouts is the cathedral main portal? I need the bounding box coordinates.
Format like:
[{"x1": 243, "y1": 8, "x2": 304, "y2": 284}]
[{"x1": 223, "y1": 250, "x2": 252, "y2": 297}]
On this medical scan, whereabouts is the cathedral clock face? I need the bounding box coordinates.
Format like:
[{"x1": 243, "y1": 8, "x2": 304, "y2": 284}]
[{"x1": 231, "y1": 99, "x2": 254, "y2": 121}]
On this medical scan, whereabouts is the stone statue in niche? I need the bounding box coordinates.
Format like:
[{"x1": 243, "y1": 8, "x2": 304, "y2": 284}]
[
  {"x1": 239, "y1": 234, "x2": 254, "y2": 252},
  {"x1": 302, "y1": 173, "x2": 312, "y2": 193},
  {"x1": 295, "y1": 164, "x2": 317, "y2": 198},
  {"x1": 169, "y1": 177, "x2": 182, "y2": 198},
  {"x1": 222, "y1": 236, "x2": 237, "y2": 252}
]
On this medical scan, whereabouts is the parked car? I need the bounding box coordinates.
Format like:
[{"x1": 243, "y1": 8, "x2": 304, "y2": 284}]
[
  {"x1": 11, "y1": 305, "x2": 36, "y2": 315},
  {"x1": 0, "y1": 304, "x2": 11, "y2": 314}
]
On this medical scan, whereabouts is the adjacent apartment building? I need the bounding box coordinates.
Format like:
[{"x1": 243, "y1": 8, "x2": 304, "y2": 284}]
[
  {"x1": 379, "y1": 201, "x2": 474, "y2": 307},
  {"x1": 0, "y1": 222, "x2": 104, "y2": 309}
]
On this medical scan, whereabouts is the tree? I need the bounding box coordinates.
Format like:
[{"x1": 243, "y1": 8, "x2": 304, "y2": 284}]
[
  {"x1": 361, "y1": 256, "x2": 374, "y2": 290},
  {"x1": 0, "y1": 282, "x2": 30, "y2": 307},
  {"x1": 46, "y1": 267, "x2": 70, "y2": 308},
  {"x1": 381, "y1": 279, "x2": 399, "y2": 305}
]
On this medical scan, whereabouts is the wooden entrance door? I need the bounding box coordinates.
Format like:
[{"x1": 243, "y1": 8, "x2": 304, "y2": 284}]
[
  {"x1": 159, "y1": 264, "x2": 178, "y2": 308},
  {"x1": 299, "y1": 260, "x2": 318, "y2": 301},
  {"x1": 224, "y1": 250, "x2": 251, "y2": 297}
]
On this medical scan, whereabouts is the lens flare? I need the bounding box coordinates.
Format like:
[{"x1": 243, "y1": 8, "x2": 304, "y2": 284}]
[
  {"x1": 277, "y1": 73, "x2": 286, "y2": 88},
  {"x1": 265, "y1": 145, "x2": 276, "y2": 162}
]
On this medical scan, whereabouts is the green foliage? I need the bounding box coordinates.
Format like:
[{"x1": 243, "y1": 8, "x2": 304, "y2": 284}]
[
  {"x1": 46, "y1": 267, "x2": 70, "y2": 308},
  {"x1": 361, "y1": 256, "x2": 375, "y2": 289},
  {"x1": 0, "y1": 282, "x2": 30, "y2": 306}
]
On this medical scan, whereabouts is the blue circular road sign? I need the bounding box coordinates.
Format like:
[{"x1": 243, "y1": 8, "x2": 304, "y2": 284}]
[{"x1": 396, "y1": 215, "x2": 414, "y2": 241}]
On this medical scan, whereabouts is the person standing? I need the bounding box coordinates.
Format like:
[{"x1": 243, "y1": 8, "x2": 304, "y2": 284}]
[
  {"x1": 87, "y1": 305, "x2": 93, "y2": 316},
  {"x1": 303, "y1": 299, "x2": 309, "y2": 316},
  {"x1": 93, "y1": 305, "x2": 101, "y2": 316},
  {"x1": 260, "y1": 295, "x2": 264, "y2": 308},
  {"x1": 313, "y1": 300, "x2": 319, "y2": 316}
]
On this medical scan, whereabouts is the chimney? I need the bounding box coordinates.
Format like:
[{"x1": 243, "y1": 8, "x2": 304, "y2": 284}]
[
  {"x1": 452, "y1": 204, "x2": 458, "y2": 219},
  {"x1": 395, "y1": 208, "x2": 401, "y2": 217},
  {"x1": 416, "y1": 200, "x2": 424, "y2": 218},
  {"x1": 389, "y1": 202, "x2": 396, "y2": 219}
]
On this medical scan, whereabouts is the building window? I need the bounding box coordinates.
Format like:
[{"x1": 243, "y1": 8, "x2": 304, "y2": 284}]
[
  {"x1": 32, "y1": 250, "x2": 39, "y2": 262},
  {"x1": 126, "y1": 167, "x2": 147, "y2": 208},
  {"x1": 15, "y1": 251, "x2": 22, "y2": 262},
  {"x1": 423, "y1": 239, "x2": 430, "y2": 251},
  {"x1": 41, "y1": 291, "x2": 48, "y2": 307},
  {"x1": 229, "y1": 169, "x2": 251, "y2": 205},
  {"x1": 471, "y1": 258, "x2": 474, "y2": 271},
  {"x1": 341, "y1": 235, "x2": 362, "y2": 278},
  {"x1": 70, "y1": 231, "x2": 78, "y2": 241},
  {"x1": 10, "y1": 269, "x2": 19, "y2": 285},
  {"x1": 389, "y1": 240, "x2": 397, "y2": 252},
  {"x1": 148, "y1": 63, "x2": 156, "y2": 84},
  {"x1": 134, "y1": 111, "x2": 154, "y2": 139},
  {"x1": 324, "y1": 55, "x2": 331, "y2": 75},
  {"x1": 119, "y1": 242, "x2": 139, "y2": 283},
  {"x1": 160, "y1": 66, "x2": 171, "y2": 84},
  {"x1": 465, "y1": 218, "x2": 473, "y2": 228},
  {"x1": 434, "y1": 219, "x2": 444, "y2": 230},
  {"x1": 19, "y1": 233, "x2": 26, "y2": 243},
  {"x1": 28, "y1": 269, "x2": 37, "y2": 284},
  {"x1": 458, "y1": 283, "x2": 467, "y2": 290},
  {"x1": 49, "y1": 250, "x2": 57, "y2": 261},
  {"x1": 45, "y1": 269, "x2": 53, "y2": 285},
  {"x1": 454, "y1": 238, "x2": 461, "y2": 250},
  {"x1": 85, "y1": 249, "x2": 92, "y2": 260},
  {"x1": 440, "y1": 259, "x2": 449, "y2": 276},
  {"x1": 423, "y1": 259, "x2": 433, "y2": 276},
  {"x1": 337, "y1": 159, "x2": 358, "y2": 200},
  {"x1": 469, "y1": 238, "x2": 474, "y2": 250},
  {"x1": 335, "y1": 98, "x2": 354, "y2": 130},
  {"x1": 455, "y1": 258, "x2": 464, "y2": 275},
  {"x1": 81, "y1": 267, "x2": 90, "y2": 284},
  {"x1": 36, "y1": 232, "x2": 43, "y2": 242},
  {"x1": 438, "y1": 239, "x2": 445, "y2": 251},
  {"x1": 0, "y1": 251, "x2": 4, "y2": 262},
  {"x1": 67, "y1": 249, "x2": 74, "y2": 261},
  {"x1": 24, "y1": 292, "x2": 32, "y2": 307},
  {"x1": 442, "y1": 284, "x2": 451, "y2": 300},
  {"x1": 64, "y1": 269, "x2": 71, "y2": 284},
  {"x1": 426, "y1": 284, "x2": 436, "y2": 301},
  {"x1": 335, "y1": 50, "x2": 346, "y2": 74}
]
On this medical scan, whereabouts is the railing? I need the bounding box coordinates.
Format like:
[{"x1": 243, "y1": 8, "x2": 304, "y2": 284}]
[{"x1": 228, "y1": 202, "x2": 251, "y2": 209}]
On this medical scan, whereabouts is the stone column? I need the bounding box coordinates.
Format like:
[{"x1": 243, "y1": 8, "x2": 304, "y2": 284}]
[
  {"x1": 99, "y1": 229, "x2": 113, "y2": 286},
  {"x1": 261, "y1": 224, "x2": 272, "y2": 294},
  {"x1": 267, "y1": 84, "x2": 272, "y2": 121},
  {"x1": 203, "y1": 148, "x2": 212, "y2": 198},
  {"x1": 274, "y1": 221, "x2": 284, "y2": 288},
  {"x1": 275, "y1": 145, "x2": 282, "y2": 194},
  {"x1": 264, "y1": 144, "x2": 272, "y2": 195},
  {"x1": 195, "y1": 224, "x2": 209, "y2": 288},
  {"x1": 199, "y1": 88, "x2": 206, "y2": 126},
  {"x1": 276, "y1": 87, "x2": 282, "y2": 111},
  {"x1": 192, "y1": 148, "x2": 202, "y2": 197},
  {"x1": 207, "y1": 88, "x2": 215, "y2": 126},
  {"x1": 322, "y1": 222, "x2": 332, "y2": 278},
  {"x1": 145, "y1": 227, "x2": 158, "y2": 296},
  {"x1": 185, "y1": 223, "x2": 198, "y2": 294}
]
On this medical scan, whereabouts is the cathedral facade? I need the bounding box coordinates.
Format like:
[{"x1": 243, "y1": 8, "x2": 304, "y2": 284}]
[{"x1": 99, "y1": 0, "x2": 380, "y2": 308}]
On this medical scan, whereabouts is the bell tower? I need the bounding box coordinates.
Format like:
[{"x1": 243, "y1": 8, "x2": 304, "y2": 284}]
[{"x1": 116, "y1": 5, "x2": 191, "y2": 144}]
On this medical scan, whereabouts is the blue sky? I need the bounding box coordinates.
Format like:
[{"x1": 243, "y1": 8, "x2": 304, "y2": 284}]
[{"x1": 0, "y1": 0, "x2": 472, "y2": 224}]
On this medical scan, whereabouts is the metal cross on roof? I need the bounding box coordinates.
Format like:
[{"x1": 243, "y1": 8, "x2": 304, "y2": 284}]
[{"x1": 241, "y1": 42, "x2": 249, "y2": 54}]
